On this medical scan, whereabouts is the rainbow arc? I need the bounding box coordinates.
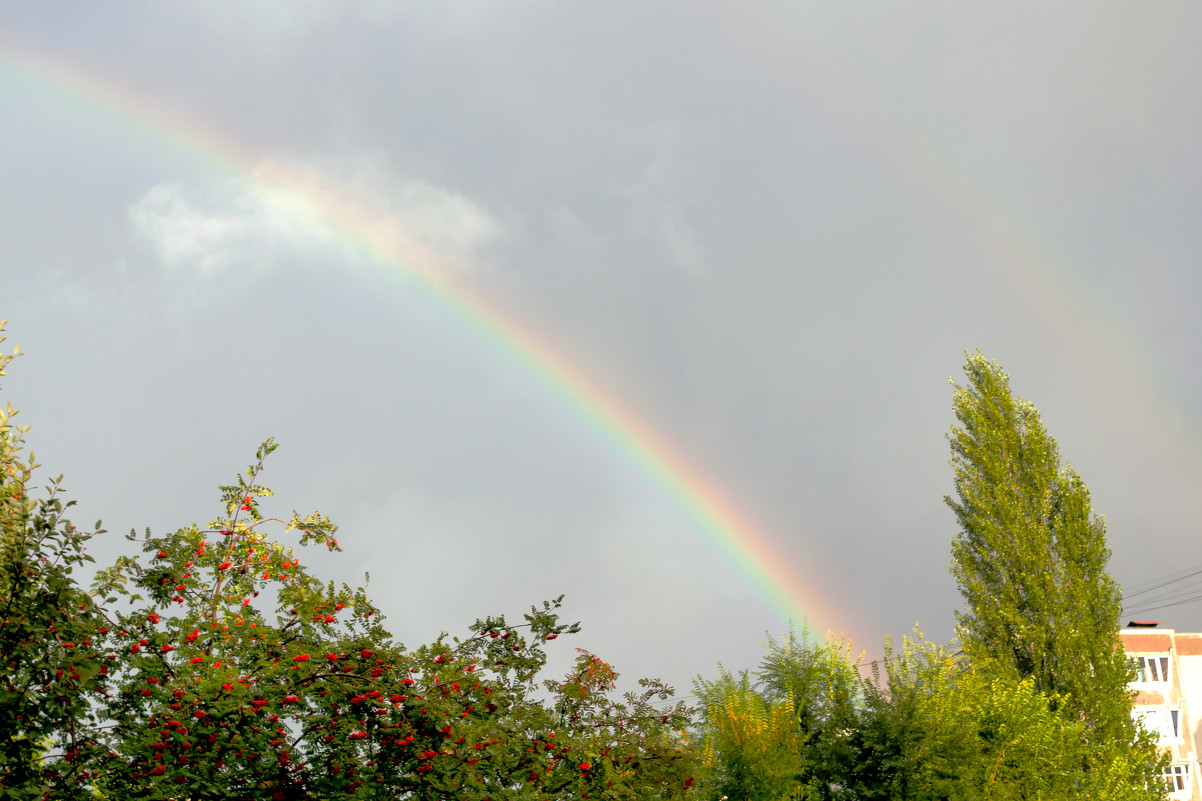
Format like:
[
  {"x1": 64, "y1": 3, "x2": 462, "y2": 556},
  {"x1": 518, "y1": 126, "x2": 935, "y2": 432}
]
[{"x1": 0, "y1": 33, "x2": 840, "y2": 637}]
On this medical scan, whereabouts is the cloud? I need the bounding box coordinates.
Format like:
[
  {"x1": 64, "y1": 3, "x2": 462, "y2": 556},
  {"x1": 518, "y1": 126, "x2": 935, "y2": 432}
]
[
  {"x1": 30, "y1": 267, "x2": 102, "y2": 317},
  {"x1": 128, "y1": 180, "x2": 315, "y2": 277},
  {"x1": 613, "y1": 122, "x2": 707, "y2": 274},
  {"x1": 382, "y1": 179, "x2": 501, "y2": 264},
  {"x1": 127, "y1": 156, "x2": 501, "y2": 281},
  {"x1": 177, "y1": 0, "x2": 341, "y2": 48}
]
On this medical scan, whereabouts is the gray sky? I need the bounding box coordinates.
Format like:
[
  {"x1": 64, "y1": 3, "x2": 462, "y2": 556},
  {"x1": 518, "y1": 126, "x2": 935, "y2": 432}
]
[{"x1": 2, "y1": 2, "x2": 1201, "y2": 695}]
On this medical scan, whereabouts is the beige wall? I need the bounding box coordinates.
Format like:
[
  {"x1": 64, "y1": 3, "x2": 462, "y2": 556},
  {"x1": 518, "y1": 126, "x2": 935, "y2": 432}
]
[
  {"x1": 1175, "y1": 635, "x2": 1202, "y2": 767},
  {"x1": 1122, "y1": 627, "x2": 1200, "y2": 800}
]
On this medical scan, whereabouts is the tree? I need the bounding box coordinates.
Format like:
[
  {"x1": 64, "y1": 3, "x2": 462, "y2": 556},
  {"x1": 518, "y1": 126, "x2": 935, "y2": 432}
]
[
  {"x1": 0, "y1": 329, "x2": 110, "y2": 799},
  {"x1": 690, "y1": 353, "x2": 1167, "y2": 799},
  {"x1": 693, "y1": 628, "x2": 862, "y2": 801},
  {"x1": 846, "y1": 633, "x2": 971, "y2": 801},
  {"x1": 945, "y1": 352, "x2": 1162, "y2": 794},
  {"x1": 0, "y1": 324, "x2": 699, "y2": 800},
  {"x1": 694, "y1": 669, "x2": 808, "y2": 801},
  {"x1": 87, "y1": 475, "x2": 697, "y2": 800},
  {"x1": 850, "y1": 630, "x2": 1165, "y2": 801}
]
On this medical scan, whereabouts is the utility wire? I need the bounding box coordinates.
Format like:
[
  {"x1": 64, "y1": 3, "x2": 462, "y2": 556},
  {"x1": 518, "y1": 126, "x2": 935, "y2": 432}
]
[
  {"x1": 1120, "y1": 591, "x2": 1202, "y2": 615},
  {"x1": 1124, "y1": 590, "x2": 1202, "y2": 618},
  {"x1": 1123, "y1": 564, "x2": 1202, "y2": 602},
  {"x1": 1121, "y1": 560, "x2": 1202, "y2": 619}
]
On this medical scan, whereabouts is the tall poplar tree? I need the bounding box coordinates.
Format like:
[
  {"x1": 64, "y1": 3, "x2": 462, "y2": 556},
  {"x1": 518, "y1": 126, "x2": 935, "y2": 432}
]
[{"x1": 946, "y1": 353, "x2": 1152, "y2": 753}]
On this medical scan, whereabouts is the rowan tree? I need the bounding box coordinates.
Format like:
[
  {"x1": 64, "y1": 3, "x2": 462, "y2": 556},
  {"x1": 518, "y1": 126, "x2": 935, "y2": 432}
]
[
  {"x1": 0, "y1": 324, "x2": 699, "y2": 800},
  {"x1": 80, "y1": 447, "x2": 697, "y2": 800}
]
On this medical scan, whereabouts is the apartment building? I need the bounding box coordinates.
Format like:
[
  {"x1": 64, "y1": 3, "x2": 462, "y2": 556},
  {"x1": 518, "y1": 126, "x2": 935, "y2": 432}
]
[{"x1": 1120, "y1": 622, "x2": 1202, "y2": 800}]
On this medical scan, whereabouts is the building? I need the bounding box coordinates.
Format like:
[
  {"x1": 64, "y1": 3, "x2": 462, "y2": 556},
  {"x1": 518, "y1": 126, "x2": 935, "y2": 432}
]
[{"x1": 1120, "y1": 622, "x2": 1202, "y2": 800}]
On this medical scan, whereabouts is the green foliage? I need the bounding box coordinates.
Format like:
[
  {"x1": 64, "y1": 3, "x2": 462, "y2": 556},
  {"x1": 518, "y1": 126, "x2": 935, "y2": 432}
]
[
  {"x1": 0, "y1": 327, "x2": 1171, "y2": 800},
  {"x1": 0, "y1": 327, "x2": 109, "y2": 799},
  {"x1": 693, "y1": 628, "x2": 862, "y2": 801},
  {"x1": 0, "y1": 324, "x2": 699, "y2": 800},
  {"x1": 83, "y1": 461, "x2": 696, "y2": 800},
  {"x1": 946, "y1": 354, "x2": 1126, "y2": 717},
  {"x1": 694, "y1": 668, "x2": 808, "y2": 801},
  {"x1": 944, "y1": 352, "x2": 1164, "y2": 797},
  {"x1": 543, "y1": 649, "x2": 699, "y2": 800},
  {"x1": 695, "y1": 353, "x2": 1168, "y2": 800},
  {"x1": 847, "y1": 634, "x2": 971, "y2": 800},
  {"x1": 854, "y1": 631, "x2": 1167, "y2": 801}
]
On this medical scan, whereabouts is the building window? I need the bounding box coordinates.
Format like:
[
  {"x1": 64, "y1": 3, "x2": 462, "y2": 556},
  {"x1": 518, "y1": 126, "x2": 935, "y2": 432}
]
[
  {"x1": 1163, "y1": 762, "x2": 1190, "y2": 795},
  {"x1": 1134, "y1": 708, "x2": 1182, "y2": 745},
  {"x1": 1133, "y1": 655, "x2": 1171, "y2": 684}
]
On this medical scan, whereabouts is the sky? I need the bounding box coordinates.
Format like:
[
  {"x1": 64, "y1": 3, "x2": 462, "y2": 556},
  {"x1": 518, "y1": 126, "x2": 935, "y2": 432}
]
[{"x1": 2, "y1": 2, "x2": 1201, "y2": 698}]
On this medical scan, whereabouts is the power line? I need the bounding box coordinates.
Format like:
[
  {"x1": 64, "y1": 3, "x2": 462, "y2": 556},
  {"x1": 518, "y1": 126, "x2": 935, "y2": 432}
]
[
  {"x1": 1121, "y1": 560, "x2": 1202, "y2": 619},
  {"x1": 1125, "y1": 589, "x2": 1202, "y2": 613},
  {"x1": 1123, "y1": 565, "x2": 1202, "y2": 602}
]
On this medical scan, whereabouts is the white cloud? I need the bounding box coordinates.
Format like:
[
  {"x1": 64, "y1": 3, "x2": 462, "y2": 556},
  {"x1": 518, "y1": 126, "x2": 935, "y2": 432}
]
[
  {"x1": 128, "y1": 156, "x2": 501, "y2": 281},
  {"x1": 128, "y1": 180, "x2": 309, "y2": 277},
  {"x1": 385, "y1": 179, "x2": 501, "y2": 263}
]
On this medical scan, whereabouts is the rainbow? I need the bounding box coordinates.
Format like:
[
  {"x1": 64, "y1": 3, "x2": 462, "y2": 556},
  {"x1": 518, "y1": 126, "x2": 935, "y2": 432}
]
[
  {"x1": 0, "y1": 32, "x2": 846, "y2": 637},
  {"x1": 750, "y1": 6, "x2": 1202, "y2": 465}
]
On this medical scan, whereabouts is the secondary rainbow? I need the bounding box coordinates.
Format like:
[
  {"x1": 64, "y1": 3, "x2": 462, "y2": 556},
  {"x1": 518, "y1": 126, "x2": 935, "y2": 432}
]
[
  {"x1": 0, "y1": 34, "x2": 845, "y2": 637},
  {"x1": 752, "y1": 5, "x2": 1202, "y2": 469}
]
